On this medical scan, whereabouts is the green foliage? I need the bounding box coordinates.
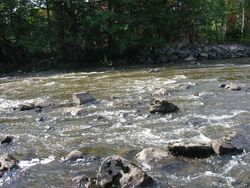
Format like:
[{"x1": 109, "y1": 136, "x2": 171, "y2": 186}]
[{"x1": 0, "y1": 0, "x2": 250, "y2": 71}]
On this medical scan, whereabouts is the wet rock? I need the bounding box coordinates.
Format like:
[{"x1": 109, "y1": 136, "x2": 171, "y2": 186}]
[
  {"x1": 1, "y1": 136, "x2": 13, "y2": 144},
  {"x1": 96, "y1": 155, "x2": 154, "y2": 188},
  {"x1": 149, "y1": 98, "x2": 178, "y2": 114},
  {"x1": 73, "y1": 92, "x2": 96, "y2": 105},
  {"x1": 0, "y1": 153, "x2": 18, "y2": 177},
  {"x1": 152, "y1": 88, "x2": 171, "y2": 97},
  {"x1": 19, "y1": 103, "x2": 35, "y2": 111},
  {"x1": 18, "y1": 99, "x2": 51, "y2": 111},
  {"x1": 35, "y1": 99, "x2": 51, "y2": 109},
  {"x1": 211, "y1": 131, "x2": 247, "y2": 155},
  {"x1": 148, "y1": 68, "x2": 160, "y2": 73},
  {"x1": 221, "y1": 83, "x2": 241, "y2": 91},
  {"x1": 136, "y1": 148, "x2": 172, "y2": 165},
  {"x1": 36, "y1": 117, "x2": 45, "y2": 122},
  {"x1": 65, "y1": 150, "x2": 84, "y2": 161},
  {"x1": 72, "y1": 175, "x2": 97, "y2": 188},
  {"x1": 65, "y1": 107, "x2": 85, "y2": 116},
  {"x1": 168, "y1": 142, "x2": 215, "y2": 158},
  {"x1": 122, "y1": 102, "x2": 132, "y2": 109}
]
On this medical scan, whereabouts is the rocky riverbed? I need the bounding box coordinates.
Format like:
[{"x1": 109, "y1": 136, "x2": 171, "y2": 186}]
[{"x1": 0, "y1": 58, "x2": 250, "y2": 187}]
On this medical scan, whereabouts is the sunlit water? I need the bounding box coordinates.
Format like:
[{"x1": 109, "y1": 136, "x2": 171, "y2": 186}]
[{"x1": 0, "y1": 58, "x2": 250, "y2": 188}]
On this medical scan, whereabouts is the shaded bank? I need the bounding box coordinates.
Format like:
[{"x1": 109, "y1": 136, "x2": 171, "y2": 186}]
[{"x1": 1, "y1": 43, "x2": 250, "y2": 74}]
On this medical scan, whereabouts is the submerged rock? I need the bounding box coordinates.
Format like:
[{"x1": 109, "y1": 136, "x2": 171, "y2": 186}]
[
  {"x1": 65, "y1": 150, "x2": 84, "y2": 161},
  {"x1": 1, "y1": 136, "x2": 13, "y2": 145},
  {"x1": 73, "y1": 92, "x2": 96, "y2": 105},
  {"x1": 136, "y1": 148, "x2": 172, "y2": 165},
  {"x1": 168, "y1": 142, "x2": 215, "y2": 158},
  {"x1": 149, "y1": 98, "x2": 178, "y2": 114},
  {"x1": 96, "y1": 155, "x2": 154, "y2": 188},
  {"x1": 212, "y1": 131, "x2": 247, "y2": 155},
  {"x1": 0, "y1": 153, "x2": 18, "y2": 177}
]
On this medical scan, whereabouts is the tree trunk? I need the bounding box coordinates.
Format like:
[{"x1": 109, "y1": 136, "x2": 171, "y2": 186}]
[{"x1": 241, "y1": 0, "x2": 245, "y2": 37}]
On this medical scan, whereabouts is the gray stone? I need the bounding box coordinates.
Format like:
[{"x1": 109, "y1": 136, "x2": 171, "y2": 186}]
[
  {"x1": 72, "y1": 175, "x2": 97, "y2": 188},
  {"x1": 152, "y1": 88, "x2": 171, "y2": 97},
  {"x1": 148, "y1": 68, "x2": 160, "y2": 73},
  {"x1": 96, "y1": 155, "x2": 154, "y2": 188},
  {"x1": 149, "y1": 98, "x2": 178, "y2": 114},
  {"x1": 0, "y1": 153, "x2": 18, "y2": 177},
  {"x1": 224, "y1": 83, "x2": 241, "y2": 91},
  {"x1": 168, "y1": 142, "x2": 215, "y2": 158},
  {"x1": 65, "y1": 107, "x2": 85, "y2": 116},
  {"x1": 211, "y1": 131, "x2": 248, "y2": 155},
  {"x1": 184, "y1": 55, "x2": 196, "y2": 61},
  {"x1": 73, "y1": 92, "x2": 96, "y2": 105},
  {"x1": 136, "y1": 148, "x2": 172, "y2": 165},
  {"x1": 65, "y1": 150, "x2": 84, "y2": 161}
]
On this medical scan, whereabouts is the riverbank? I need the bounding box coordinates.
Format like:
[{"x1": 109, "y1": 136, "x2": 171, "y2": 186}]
[{"x1": 1, "y1": 43, "x2": 250, "y2": 74}]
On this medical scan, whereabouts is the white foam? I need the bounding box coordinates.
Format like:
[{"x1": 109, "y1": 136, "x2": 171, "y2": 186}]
[
  {"x1": 19, "y1": 156, "x2": 55, "y2": 170},
  {"x1": 172, "y1": 75, "x2": 187, "y2": 80}
]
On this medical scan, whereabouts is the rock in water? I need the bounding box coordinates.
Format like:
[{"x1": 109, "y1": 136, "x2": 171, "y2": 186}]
[
  {"x1": 168, "y1": 142, "x2": 215, "y2": 158},
  {"x1": 65, "y1": 107, "x2": 85, "y2": 116},
  {"x1": 221, "y1": 83, "x2": 241, "y2": 91},
  {"x1": 96, "y1": 155, "x2": 154, "y2": 188},
  {"x1": 72, "y1": 175, "x2": 97, "y2": 188},
  {"x1": 212, "y1": 131, "x2": 248, "y2": 155},
  {"x1": 148, "y1": 68, "x2": 160, "y2": 73},
  {"x1": 152, "y1": 88, "x2": 171, "y2": 97},
  {"x1": 0, "y1": 153, "x2": 18, "y2": 177},
  {"x1": 136, "y1": 148, "x2": 172, "y2": 166},
  {"x1": 1, "y1": 136, "x2": 13, "y2": 144},
  {"x1": 65, "y1": 150, "x2": 84, "y2": 161},
  {"x1": 72, "y1": 92, "x2": 96, "y2": 105},
  {"x1": 149, "y1": 98, "x2": 178, "y2": 114}
]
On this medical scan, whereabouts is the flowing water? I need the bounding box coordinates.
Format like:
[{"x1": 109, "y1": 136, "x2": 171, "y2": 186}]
[{"x1": 0, "y1": 59, "x2": 250, "y2": 188}]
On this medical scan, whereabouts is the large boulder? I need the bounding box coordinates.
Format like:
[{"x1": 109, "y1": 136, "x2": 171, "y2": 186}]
[
  {"x1": 211, "y1": 131, "x2": 248, "y2": 155},
  {"x1": 96, "y1": 155, "x2": 154, "y2": 188},
  {"x1": 168, "y1": 142, "x2": 215, "y2": 158},
  {"x1": 0, "y1": 154, "x2": 18, "y2": 177},
  {"x1": 73, "y1": 92, "x2": 96, "y2": 105},
  {"x1": 149, "y1": 98, "x2": 178, "y2": 114}
]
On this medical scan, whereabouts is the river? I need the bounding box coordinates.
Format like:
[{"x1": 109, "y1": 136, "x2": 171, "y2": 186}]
[{"x1": 0, "y1": 58, "x2": 250, "y2": 188}]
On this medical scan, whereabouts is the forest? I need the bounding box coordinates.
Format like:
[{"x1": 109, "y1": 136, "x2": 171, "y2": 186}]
[{"x1": 0, "y1": 0, "x2": 250, "y2": 72}]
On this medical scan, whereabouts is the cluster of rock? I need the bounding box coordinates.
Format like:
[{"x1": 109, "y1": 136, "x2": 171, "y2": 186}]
[
  {"x1": 72, "y1": 155, "x2": 155, "y2": 188},
  {"x1": 69, "y1": 131, "x2": 249, "y2": 188},
  {"x1": 138, "y1": 44, "x2": 250, "y2": 63}
]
